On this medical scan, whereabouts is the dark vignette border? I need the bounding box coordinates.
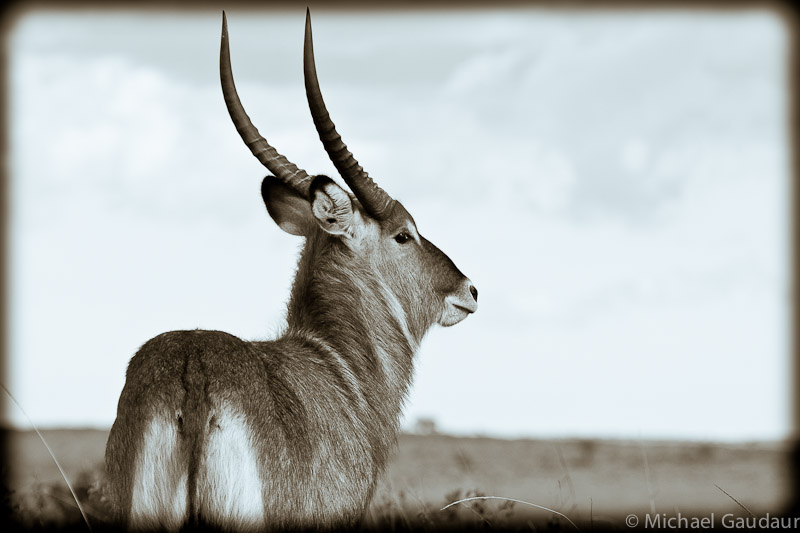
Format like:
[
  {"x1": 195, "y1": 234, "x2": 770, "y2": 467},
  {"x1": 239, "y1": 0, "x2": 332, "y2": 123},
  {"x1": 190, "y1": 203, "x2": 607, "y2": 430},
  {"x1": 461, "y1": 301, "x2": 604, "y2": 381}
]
[{"x1": 0, "y1": 0, "x2": 796, "y2": 530}]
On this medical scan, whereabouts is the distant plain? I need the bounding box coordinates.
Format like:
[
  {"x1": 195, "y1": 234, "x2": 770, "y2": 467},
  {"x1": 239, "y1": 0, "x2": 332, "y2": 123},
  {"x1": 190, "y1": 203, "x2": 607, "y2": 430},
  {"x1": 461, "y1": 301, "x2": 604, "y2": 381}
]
[{"x1": 1, "y1": 428, "x2": 791, "y2": 529}]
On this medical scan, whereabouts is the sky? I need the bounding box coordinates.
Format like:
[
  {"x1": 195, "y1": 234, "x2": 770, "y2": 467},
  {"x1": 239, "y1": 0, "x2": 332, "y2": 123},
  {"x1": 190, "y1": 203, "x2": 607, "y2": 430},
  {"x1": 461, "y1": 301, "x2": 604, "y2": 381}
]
[{"x1": 4, "y1": 7, "x2": 792, "y2": 441}]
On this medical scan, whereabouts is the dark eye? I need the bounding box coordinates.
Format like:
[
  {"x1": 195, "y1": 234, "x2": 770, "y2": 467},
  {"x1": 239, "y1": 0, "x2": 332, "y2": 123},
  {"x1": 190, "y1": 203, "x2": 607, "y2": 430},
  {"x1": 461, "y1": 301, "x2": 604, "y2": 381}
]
[{"x1": 394, "y1": 232, "x2": 411, "y2": 244}]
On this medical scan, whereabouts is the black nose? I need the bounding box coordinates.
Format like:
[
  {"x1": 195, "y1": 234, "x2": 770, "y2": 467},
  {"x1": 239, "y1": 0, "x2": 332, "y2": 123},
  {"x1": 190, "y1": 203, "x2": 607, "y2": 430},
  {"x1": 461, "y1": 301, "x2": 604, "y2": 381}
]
[{"x1": 469, "y1": 285, "x2": 478, "y2": 302}]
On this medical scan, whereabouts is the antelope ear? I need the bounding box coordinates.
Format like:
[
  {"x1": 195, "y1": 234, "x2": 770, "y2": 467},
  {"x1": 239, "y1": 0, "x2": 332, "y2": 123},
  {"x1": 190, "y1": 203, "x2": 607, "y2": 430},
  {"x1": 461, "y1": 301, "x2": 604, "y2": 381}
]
[
  {"x1": 261, "y1": 177, "x2": 314, "y2": 236},
  {"x1": 309, "y1": 176, "x2": 354, "y2": 236}
]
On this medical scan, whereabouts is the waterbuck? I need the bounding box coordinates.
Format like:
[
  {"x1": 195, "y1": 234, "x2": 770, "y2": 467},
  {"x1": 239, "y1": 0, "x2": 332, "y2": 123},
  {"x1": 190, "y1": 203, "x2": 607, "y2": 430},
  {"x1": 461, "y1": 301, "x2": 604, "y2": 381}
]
[{"x1": 104, "y1": 11, "x2": 478, "y2": 531}]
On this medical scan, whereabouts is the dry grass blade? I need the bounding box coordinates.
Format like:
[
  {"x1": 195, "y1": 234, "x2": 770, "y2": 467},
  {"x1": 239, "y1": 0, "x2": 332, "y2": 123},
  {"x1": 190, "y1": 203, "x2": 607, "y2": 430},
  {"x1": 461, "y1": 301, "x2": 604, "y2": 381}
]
[
  {"x1": 1, "y1": 384, "x2": 93, "y2": 531},
  {"x1": 639, "y1": 439, "x2": 656, "y2": 515},
  {"x1": 714, "y1": 483, "x2": 756, "y2": 518},
  {"x1": 440, "y1": 496, "x2": 581, "y2": 531}
]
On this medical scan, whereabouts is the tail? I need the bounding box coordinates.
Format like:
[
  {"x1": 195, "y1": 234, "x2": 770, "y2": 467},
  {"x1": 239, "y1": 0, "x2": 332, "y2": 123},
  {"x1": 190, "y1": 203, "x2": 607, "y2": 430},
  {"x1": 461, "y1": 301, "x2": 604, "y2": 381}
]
[
  {"x1": 127, "y1": 355, "x2": 265, "y2": 530},
  {"x1": 183, "y1": 354, "x2": 266, "y2": 529},
  {"x1": 181, "y1": 354, "x2": 211, "y2": 527},
  {"x1": 127, "y1": 356, "x2": 209, "y2": 531}
]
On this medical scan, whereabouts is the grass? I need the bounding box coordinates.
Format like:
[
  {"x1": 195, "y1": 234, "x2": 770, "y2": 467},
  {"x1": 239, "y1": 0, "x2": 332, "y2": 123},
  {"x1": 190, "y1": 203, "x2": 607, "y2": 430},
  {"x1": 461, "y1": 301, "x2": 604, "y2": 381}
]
[{"x1": 1, "y1": 429, "x2": 793, "y2": 531}]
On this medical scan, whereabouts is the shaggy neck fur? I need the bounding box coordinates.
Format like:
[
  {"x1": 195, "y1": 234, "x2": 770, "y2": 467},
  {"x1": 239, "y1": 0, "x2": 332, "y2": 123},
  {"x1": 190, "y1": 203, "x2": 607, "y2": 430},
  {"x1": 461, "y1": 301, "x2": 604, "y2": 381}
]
[{"x1": 283, "y1": 229, "x2": 434, "y2": 434}]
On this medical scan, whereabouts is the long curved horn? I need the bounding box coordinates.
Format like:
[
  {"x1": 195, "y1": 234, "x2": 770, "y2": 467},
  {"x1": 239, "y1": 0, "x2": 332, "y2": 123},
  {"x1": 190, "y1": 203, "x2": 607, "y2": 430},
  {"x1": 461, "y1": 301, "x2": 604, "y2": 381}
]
[
  {"x1": 220, "y1": 12, "x2": 312, "y2": 195},
  {"x1": 303, "y1": 9, "x2": 395, "y2": 220}
]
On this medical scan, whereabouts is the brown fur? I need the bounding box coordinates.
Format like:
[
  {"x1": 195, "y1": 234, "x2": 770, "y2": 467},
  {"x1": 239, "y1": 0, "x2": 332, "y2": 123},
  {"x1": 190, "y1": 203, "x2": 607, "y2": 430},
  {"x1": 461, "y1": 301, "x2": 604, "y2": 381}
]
[
  {"x1": 105, "y1": 17, "x2": 477, "y2": 530},
  {"x1": 105, "y1": 183, "x2": 476, "y2": 530}
]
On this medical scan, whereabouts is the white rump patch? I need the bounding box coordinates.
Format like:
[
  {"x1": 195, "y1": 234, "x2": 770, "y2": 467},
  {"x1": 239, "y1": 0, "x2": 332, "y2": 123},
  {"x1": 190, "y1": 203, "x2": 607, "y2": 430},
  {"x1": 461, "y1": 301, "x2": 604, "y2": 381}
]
[
  {"x1": 130, "y1": 417, "x2": 188, "y2": 531},
  {"x1": 196, "y1": 404, "x2": 265, "y2": 530}
]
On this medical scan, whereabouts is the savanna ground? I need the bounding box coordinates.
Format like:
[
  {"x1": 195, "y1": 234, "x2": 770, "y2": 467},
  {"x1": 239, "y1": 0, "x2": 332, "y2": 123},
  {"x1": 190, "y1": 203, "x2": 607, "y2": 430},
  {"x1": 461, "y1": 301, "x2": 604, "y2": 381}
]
[{"x1": 0, "y1": 428, "x2": 793, "y2": 531}]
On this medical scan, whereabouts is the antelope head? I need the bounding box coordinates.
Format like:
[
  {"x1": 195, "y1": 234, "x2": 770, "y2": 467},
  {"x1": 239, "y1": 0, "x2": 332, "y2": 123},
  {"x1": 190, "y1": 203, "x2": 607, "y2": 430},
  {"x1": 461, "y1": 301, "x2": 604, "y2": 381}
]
[{"x1": 220, "y1": 11, "x2": 477, "y2": 341}]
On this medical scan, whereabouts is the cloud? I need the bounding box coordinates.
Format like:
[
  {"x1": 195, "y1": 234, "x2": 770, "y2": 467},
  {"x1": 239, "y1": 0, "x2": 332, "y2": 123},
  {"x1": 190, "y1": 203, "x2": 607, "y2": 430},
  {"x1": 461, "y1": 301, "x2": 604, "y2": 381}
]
[{"x1": 7, "y1": 9, "x2": 791, "y2": 441}]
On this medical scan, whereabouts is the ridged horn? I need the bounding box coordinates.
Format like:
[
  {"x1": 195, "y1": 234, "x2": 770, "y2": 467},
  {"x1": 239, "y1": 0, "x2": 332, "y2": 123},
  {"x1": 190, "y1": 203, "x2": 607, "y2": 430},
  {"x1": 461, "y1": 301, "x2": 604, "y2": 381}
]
[
  {"x1": 220, "y1": 11, "x2": 312, "y2": 195},
  {"x1": 303, "y1": 9, "x2": 395, "y2": 220}
]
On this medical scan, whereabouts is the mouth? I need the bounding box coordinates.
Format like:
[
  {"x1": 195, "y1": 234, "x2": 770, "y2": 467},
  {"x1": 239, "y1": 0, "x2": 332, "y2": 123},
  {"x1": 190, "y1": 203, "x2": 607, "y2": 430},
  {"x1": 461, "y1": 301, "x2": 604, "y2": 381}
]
[{"x1": 438, "y1": 301, "x2": 476, "y2": 327}]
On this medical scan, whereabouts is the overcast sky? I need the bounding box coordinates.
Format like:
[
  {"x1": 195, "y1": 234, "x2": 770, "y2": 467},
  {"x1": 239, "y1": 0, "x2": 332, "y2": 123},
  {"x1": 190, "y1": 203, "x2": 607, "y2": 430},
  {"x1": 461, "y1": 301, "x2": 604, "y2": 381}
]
[{"x1": 5, "y1": 7, "x2": 791, "y2": 441}]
